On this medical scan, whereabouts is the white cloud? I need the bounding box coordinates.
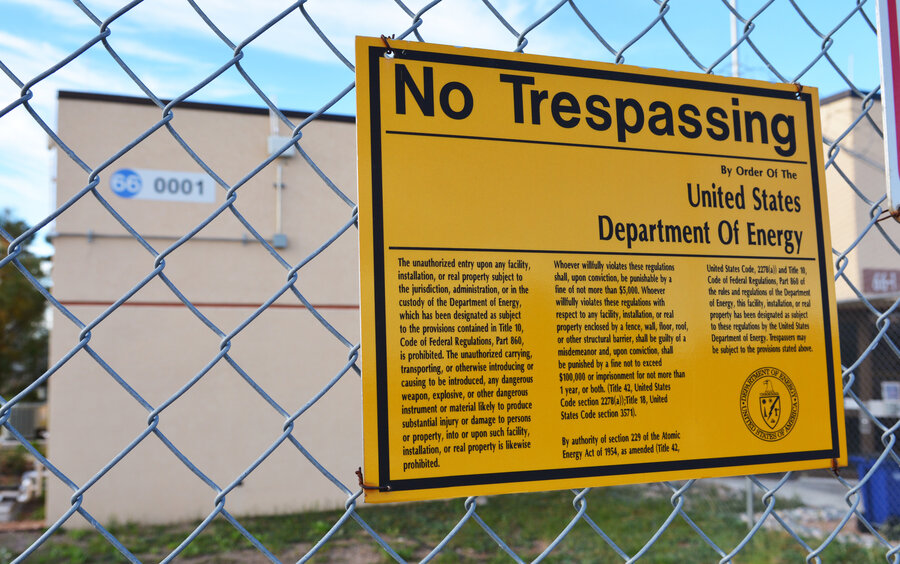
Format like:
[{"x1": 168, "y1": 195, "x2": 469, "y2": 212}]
[
  {"x1": 106, "y1": 37, "x2": 200, "y2": 67},
  {"x1": 71, "y1": 0, "x2": 551, "y2": 64},
  {"x1": 2, "y1": 0, "x2": 95, "y2": 29},
  {"x1": 0, "y1": 99, "x2": 54, "y2": 229},
  {"x1": 8, "y1": 0, "x2": 604, "y2": 80}
]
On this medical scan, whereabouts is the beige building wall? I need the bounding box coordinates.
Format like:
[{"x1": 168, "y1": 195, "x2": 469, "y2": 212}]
[
  {"x1": 820, "y1": 93, "x2": 900, "y2": 302},
  {"x1": 49, "y1": 92, "x2": 362, "y2": 525}
]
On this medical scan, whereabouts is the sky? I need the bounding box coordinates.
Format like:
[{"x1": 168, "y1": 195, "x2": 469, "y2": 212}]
[{"x1": 0, "y1": 0, "x2": 884, "y2": 252}]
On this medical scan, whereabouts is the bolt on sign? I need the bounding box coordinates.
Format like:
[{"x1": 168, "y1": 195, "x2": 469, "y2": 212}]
[{"x1": 356, "y1": 37, "x2": 846, "y2": 503}]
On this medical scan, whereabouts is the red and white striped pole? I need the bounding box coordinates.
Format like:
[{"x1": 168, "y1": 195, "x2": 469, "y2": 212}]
[{"x1": 877, "y1": 0, "x2": 900, "y2": 212}]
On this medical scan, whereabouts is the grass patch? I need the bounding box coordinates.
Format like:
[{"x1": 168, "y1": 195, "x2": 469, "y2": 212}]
[{"x1": 3, "y1": 484, "x2": 885, "y2": 563}]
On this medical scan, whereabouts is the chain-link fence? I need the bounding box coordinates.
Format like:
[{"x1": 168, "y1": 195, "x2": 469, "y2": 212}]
[{"x1": 1, "y1": 0, "x2": 900, "y2": 562}]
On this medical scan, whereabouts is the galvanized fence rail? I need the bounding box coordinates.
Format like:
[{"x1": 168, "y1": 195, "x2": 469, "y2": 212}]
[{"x1": 0, "y1": 0, "x2": 898, "y2": 562}]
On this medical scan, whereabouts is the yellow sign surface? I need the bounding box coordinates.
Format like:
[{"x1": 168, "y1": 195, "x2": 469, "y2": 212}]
[{"x1": 356, "y1": 37, "x2": 845, "y2": 503}]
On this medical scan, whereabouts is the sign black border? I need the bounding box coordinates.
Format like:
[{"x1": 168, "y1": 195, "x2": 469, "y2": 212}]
[{"x1": 365, "y1": 44, "x2": 840, "y2": 492}]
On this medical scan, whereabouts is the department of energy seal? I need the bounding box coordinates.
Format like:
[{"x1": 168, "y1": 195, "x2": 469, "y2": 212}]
[{"x1": 739, "y1": 367, "x2": 799, "y2": 441}]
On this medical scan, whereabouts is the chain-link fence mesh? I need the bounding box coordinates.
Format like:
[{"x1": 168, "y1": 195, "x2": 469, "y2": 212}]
[{"x1": 1, "y1": 0, "x2": 900, "y2": 562}]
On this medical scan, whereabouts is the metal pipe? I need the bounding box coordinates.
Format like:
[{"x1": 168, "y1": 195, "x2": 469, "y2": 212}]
[
  {"x1": 731, "y1": 0, "x2": 739, "y2": 78},
  {"x1": 49, "y1": 232, "x2": 266, "y2": 244},
  {"x1": 275, "y1": 163, "x2": 284, "y2": 235}
]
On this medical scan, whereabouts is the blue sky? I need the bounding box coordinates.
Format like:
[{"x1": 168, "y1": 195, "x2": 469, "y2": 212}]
[{"x1": 0, "y1": 0, "x2": 883, "y2": 245}]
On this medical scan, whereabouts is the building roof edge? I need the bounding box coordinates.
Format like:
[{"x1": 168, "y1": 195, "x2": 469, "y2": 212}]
[
  {"x1": 820, "y1": 90, "x2": 879, "y2": 106},
  {"x1": 57, "y1": 90, "x2": 356, "y2": 123}
]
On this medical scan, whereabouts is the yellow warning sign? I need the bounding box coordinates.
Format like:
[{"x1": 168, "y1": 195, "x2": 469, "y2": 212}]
[{"x1": 356, "y1": 37, "x2": 845, "y2": 503}]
